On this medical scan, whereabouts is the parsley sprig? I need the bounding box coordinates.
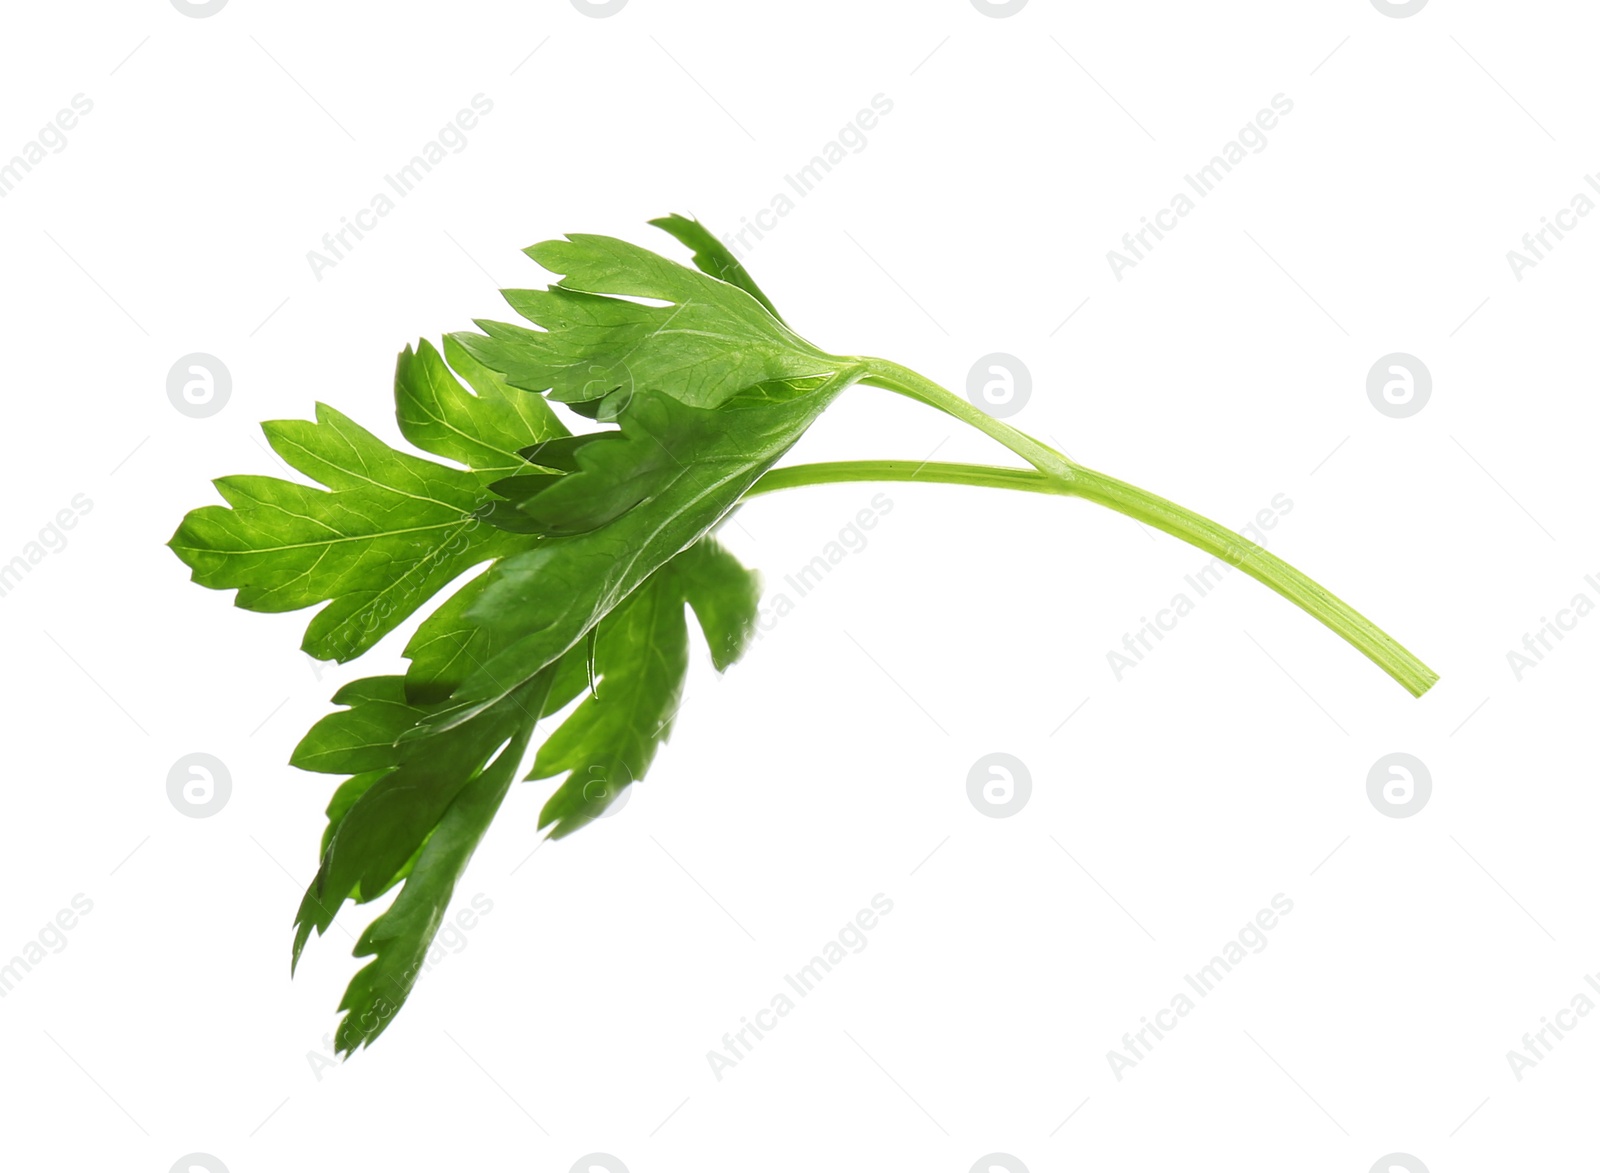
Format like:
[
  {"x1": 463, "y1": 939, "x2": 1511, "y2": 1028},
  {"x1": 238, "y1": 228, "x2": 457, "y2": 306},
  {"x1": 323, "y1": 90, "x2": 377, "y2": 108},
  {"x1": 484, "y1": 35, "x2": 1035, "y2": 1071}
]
[{"x1": 171, "y1": 214, "x2": 1436, "y2": 1053}]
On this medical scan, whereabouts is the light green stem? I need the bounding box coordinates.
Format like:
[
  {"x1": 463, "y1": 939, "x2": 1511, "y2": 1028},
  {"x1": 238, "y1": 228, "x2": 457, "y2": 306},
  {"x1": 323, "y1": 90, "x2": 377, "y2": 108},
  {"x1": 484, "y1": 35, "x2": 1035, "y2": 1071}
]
[
  {"x1": 858, "y1": 357, "x2": 1078, "y2": 483},
  {"x1": 750, "y1": 448, "x2": 1438, "y2": 698}
]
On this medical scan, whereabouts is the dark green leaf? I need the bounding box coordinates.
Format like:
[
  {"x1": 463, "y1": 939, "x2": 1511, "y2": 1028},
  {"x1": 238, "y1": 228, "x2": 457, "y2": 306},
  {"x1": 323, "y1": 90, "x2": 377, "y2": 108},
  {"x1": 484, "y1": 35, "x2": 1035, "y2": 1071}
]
[
  {"x1": 672, "y1": 536, "x2": 762, "y2": 672},
  {"x1": 423, "y1": 375, "x2": 852, "y2": 733},
  {"x1": 530, "y1": 567, "x2": 689, "y2": 839},
  {"x1": 290, "y1": 673, "x2": 548, "y2": 968},
  {"x1": 333, "y1": 723, "x2": 533, "y2": 1055}
]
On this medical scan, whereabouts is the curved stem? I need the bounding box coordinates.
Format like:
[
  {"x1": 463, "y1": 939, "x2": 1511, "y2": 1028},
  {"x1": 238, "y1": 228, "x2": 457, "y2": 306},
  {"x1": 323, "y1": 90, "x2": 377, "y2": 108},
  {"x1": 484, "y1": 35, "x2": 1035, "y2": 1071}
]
[
  {"x1": 857, "y1": 357, "x2": 1079, "y2": 483},
  {"x1": 751, "y1": 459, "x2": 1066, "y2": 497},
  {"x1": 749, "y1": 457, "x2": 1439, "y2": 698}
]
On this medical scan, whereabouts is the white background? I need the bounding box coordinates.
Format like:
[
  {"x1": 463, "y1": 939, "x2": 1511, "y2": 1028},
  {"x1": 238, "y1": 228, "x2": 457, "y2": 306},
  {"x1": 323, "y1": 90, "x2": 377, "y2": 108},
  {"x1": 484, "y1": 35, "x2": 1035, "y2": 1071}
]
[{"x1": 1, "y1": 1, "x2": 1595, "y2": 1170}]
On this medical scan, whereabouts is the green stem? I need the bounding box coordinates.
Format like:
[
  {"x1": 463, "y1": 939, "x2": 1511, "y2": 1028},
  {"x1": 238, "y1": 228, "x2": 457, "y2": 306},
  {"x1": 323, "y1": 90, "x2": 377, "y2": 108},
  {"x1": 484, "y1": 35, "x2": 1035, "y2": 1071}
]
[
  {"x1": 749, "y1": 454, "x2": 1439, "y2": 698},
  {"x1": 858, "y1": 357, "x2": 1078, "y2": 483},
  {"x1": 752, "y1": 460, "x2": 1065, "y2": 497}
]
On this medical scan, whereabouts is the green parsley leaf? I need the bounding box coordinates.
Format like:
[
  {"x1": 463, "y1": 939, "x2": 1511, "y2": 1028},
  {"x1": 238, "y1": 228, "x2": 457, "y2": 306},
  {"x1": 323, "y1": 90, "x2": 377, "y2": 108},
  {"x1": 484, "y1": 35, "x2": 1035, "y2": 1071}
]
[
  {"x1": 530, "y1": 535, "x2": 760, "y2": 840},
  {"x1": 169, "y1": 336, "x2": 563, "y2": 662},
  {"x1": 168, "y1": 404, "x2": 518, "y2": 662},
  {"x1": 171, "y1": 213, "x2": 1438, "y2": 1055},
  {"x1": 646, "y1": 213, "x2": 787, "y2": 323},
  {"x1": 452, "y1": 231, "x2": 837, "y2": 416},
  {"x1": 416, "y1": 377, "x2": 853, "y2": 736},
  {"x1": 331, "y1": 720, "x2": 535, "y2": 1054}
]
